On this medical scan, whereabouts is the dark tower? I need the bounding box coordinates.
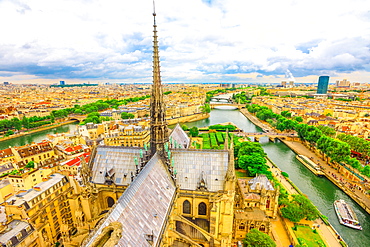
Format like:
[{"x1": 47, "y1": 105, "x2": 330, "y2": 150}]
[
  {"x1": 317, "y1": 76, "x2": 329, "y2": 94},
  {"x1": 150, "y1": 5, "x2": 168, "y2": 157}
]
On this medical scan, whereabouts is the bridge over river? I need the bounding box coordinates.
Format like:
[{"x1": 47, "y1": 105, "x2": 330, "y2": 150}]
[
  {"x1": 68, "y1": 114, "x2": 88, "y2": 122},
  {"x1": 237, "y1": 131, "x2": 298, "y2": 141},
  {"x1": 209, "y1": 102, "x2": 244, "y2": 109}
]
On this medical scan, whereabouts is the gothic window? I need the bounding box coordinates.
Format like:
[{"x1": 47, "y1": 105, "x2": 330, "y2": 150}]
[
  {"x1": 250, "y1": 224, "x2": 255, "y2": 230},
  {"x1": 107, "y1": 197, "x2": 115, "y2": 207},
  {"x1": 198, "y1": 202, "x2": 207, "y2": 215},
  {"x1": 259, "y1": 224, "x2": 266, "y2": 232},
  {"x1": 183, "y1": 200, "x2": 191, "y2": 214},
  {"x1": 239, "y1": 223, "x2": 245, "y2": 230},
  {"x1": 266, "y1": 197, "x2": 271, "y2": 209}
]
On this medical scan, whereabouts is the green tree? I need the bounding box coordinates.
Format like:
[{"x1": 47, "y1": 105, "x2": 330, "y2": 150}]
[
  {"x1": 276, "y1": 118, "x2": 297, "y2": 132},
  {"x1": 121, "y1": 112, "x2": 135, "y2": 119},
  {"x1": 317, "y1": 136, "x2": 350, "y2": 163},
  {"x1": 295, "y1": 124, "x2": 323, "y2": 149},
  {"x1": 243, "y1": 229, "x2": 276, "y2": 247},
  {"x1": 74, "y1": 109, "x2": 83, "y2": 114},
  {"x1": 10, "y1": 118, "x2": 22, "y2": 131},
  {"x1": 189, "y1": 127, "x2": 199, "y2": 137},
  {"x1": 181, "y1": 124, "x2": 188, "y2": 131},
  {"x1": 50, "y1": 114, "x2": 55, "y2": 123},
  {"x1": 238, "y1": 153, "x2": 270, "y2": 177},
  {"x1": 306, "y1": 127, "x2": 322, "y2": 146},
  {"x1": 345, "y1": 157, "x2": 362, "y2": 170},
  {"x1": 256, "y1": 109, "x2": 275, "y2": 121},
  {"x1": 281, "y1": 110, "x2": 292, "y2": 118},
  {"x1": 25, "y1": 161, "x2": 35, "y2": 169},
  {"x1": 294, "y1": 116, "x2": 303, "y2": 122},
  {"x1": 281, "y1": 202, "x2": 304, "y2": 222},
  {"x1": 22, "y1": 117, "x2": 30, "y2": 129},
  {"x1": 5, "y1": 130, "x2": 14, "y2": 136},
  {"x1": 317, "y1": 125, "x2": 336, "y2": 137},
  {"x1": 281, "y1": 194, "x2": 320, "y2": 222},
  {"x1": 238, "y1": 142, "x2": 266, "y2": 157},
  {"x1": 281, "y1": 172, "x2": 289, "y2": 178},
  {"x1": 362, "y1": 165, "x2": 370, "y2": 177},
  {"x1": 200, "y1": 103, "x2": 211, "y2": 113}
]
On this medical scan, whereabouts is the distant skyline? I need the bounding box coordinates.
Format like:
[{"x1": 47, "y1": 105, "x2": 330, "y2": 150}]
[{"x1": 1, "y1": 0, "x2": 370, "y2": 84}]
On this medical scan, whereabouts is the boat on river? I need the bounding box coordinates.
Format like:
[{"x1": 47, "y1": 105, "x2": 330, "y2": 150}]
[
  {"x1": 334, "y1": 199, "x2": 362, "y2": 230},
  {"x1": 295, "y1": 155, "x2": 324, "y2": 177}
]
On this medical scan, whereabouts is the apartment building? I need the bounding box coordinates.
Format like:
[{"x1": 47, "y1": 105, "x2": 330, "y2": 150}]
[
  {"x1": 3, "y1": 173, "x2": 75, "y2": 246},
  {"x1": 8, "y1": 168, "x2": 52, "y2": 192},
  {"x1": 13, "y1": 141, "x2": 57, "y2": 167},
  {"x1": 0, "y1": 220, "x2": 41, "y2": 247}
]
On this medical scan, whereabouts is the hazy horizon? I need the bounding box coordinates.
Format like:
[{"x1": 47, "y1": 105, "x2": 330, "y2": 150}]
[{"x1": 1, "y1": 0, "x2": 370, "y2": 84}]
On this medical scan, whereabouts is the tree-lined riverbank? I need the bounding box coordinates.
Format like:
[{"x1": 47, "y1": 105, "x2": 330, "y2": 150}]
[
  {"x1": 188, "y1": 108, "x2": 370, "y2": 247},
  {"x1": 0, "y1": 121, "x2": 78, "y2": 150}
]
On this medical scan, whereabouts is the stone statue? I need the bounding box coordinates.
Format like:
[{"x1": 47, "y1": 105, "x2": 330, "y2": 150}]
[{"x1": 90, "y1": 221, "x2": 123, "y2": 247}]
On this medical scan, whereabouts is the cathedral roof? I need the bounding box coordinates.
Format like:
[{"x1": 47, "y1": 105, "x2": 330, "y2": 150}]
[
  {"x1": 83, "y1": 153, "x2": 176, "y2": 247},
  {"x1": 248, "y1": 174, "x2": 275, "y2": 191},
  {"x1": 90, "y1": 146, "x2": 142, "y2": 185},
  {"x1": 169, "y1": 123, "x2": 191, "y2": 148},
  {"x1": 244, "y1": 193, "x2": 261, "y2": 200},
  {"x1": 90, "y1": 146, "x2": 231, "y2": 192},
  {"x1": 234, "y1": 208, "x2": 268, "y2": 221},
  {"x1": 172, "y1": 149, "x2": 229, "y2": 192}
]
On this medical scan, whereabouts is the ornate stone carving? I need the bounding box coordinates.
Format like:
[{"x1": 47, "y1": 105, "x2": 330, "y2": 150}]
[{"x1": 90, "y1": 222, "x2": 123, "y2": 247}]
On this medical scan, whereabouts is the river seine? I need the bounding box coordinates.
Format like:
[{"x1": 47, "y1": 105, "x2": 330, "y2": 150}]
[{"x1": 0, "y1": 122, "x2": 79, "y2": 150}]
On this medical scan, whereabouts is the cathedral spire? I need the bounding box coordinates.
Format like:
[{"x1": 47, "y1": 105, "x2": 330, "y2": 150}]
[{"x1": 150, "y1": 1, "x2": 168, "y2": 157}]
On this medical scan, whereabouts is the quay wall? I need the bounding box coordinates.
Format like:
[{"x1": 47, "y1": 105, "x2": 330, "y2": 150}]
[
  {"x1": 0, "y1": 119, "x2": 78, "y2": 143},
  {"x1": 240, "y1": 109, "x2": 270, "y2": 131},
  {"x1": 325, "y1": 174, "x2": 370, "y2": 215},
  {"x1": 167, "y1": 113, "x2": 210, "y2": 126}
]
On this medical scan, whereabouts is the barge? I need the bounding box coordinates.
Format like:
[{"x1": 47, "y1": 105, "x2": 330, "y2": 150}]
[
  {"x1": 295, "y1": 155, "x2": 324, "y2": 177},
  {"x1": 334, "y1": 199, "x2": 362, "y2": 230}
]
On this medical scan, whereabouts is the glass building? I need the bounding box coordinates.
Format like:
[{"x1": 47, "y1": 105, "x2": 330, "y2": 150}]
[{"x1": 317, "y1": 76, "x2": 329, "y2": 94}]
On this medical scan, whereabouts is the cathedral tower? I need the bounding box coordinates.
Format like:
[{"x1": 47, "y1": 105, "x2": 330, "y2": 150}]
[{"x1": 150, "y1": 6, "x2": 168, "y2": 157}]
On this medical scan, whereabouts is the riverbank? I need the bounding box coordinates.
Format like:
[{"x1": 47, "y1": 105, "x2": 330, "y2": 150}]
[
  {"x1": 0, "y1": 113, "x2": 209, "y2": 146},
  {"x1": 266, "y1": 157, "x2": 344, "y2": 247},
  {"x1": 240, "y1": 109, "x2": 272, "y2": 131},
  {"x1": 240, "y1": 108, "x2": 370, "y2": 216},
  {"x1": 167, "y1": 113, "x2": 210, "y2": 126},
  {"x1": 281, "y1": 139, "x2": 370, "y2": 215},
  {"x1": 0, "y1": 120, "x2": 78, "y2": 144}
]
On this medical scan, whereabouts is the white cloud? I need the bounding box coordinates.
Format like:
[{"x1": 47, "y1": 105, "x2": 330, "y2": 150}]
[{"x1": 0, "y1": 0, "x2": 370, "y2": 83}]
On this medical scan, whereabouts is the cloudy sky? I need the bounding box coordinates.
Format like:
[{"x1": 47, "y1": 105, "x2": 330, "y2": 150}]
[{"x1": 1, "y1": 0, "x2": 370, "y2": 84}]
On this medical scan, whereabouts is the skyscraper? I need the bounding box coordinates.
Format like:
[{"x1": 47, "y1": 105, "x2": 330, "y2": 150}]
[{"x1": 317, "y1": 76, "x2": 329, "y2": 94}]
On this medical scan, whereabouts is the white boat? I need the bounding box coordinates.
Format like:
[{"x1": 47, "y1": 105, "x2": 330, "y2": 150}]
[
  {"x1": 334, "y1": 199, "x2": 362, "y2": 230},
  {"x1": 295, "y1": 155, "x2": 324, "y2": 177}
]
